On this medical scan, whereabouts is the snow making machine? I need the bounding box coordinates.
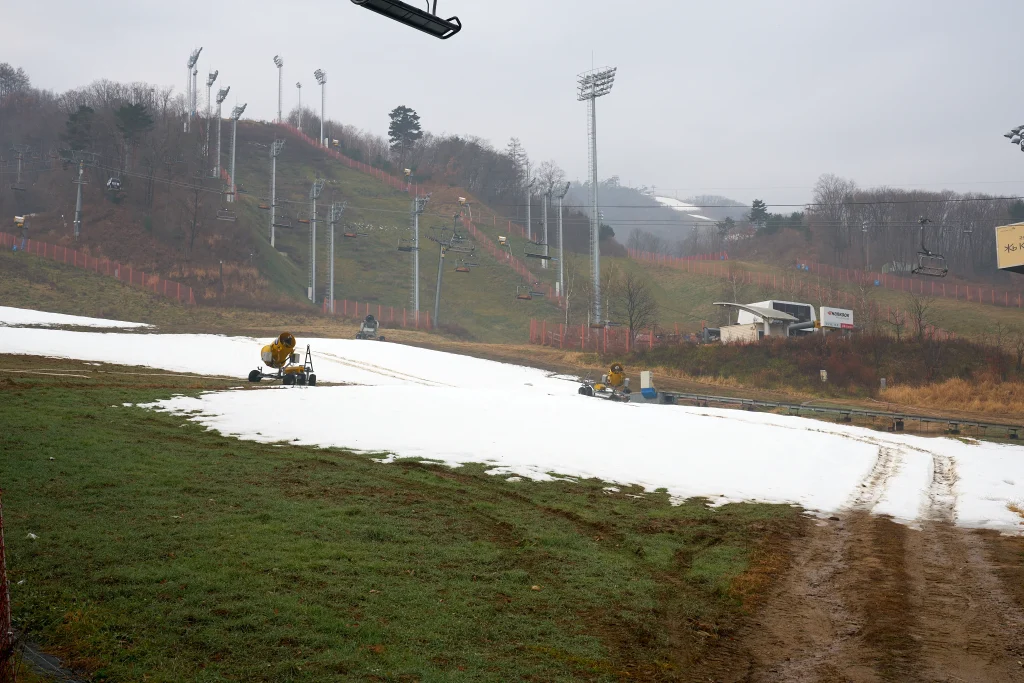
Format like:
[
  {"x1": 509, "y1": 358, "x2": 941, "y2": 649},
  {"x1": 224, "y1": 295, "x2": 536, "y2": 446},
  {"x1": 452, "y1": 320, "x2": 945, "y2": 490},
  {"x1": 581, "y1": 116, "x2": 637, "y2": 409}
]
[
  {"x1": 248, "y1": 332, "x2": 316, "y2": 386},
  {"x1": 578, "y1": 363, "x2": 632, "y2": 401},
  {"x1": 355, "y1": 314, "x2": 386, "y2": 341}
]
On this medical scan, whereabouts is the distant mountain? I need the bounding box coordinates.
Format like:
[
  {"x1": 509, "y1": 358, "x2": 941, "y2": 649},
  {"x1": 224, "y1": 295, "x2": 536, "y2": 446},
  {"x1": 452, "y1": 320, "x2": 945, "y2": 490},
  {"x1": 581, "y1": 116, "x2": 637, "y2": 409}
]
[{"x1": 565, "y1": 180, "x2": 697, "y2": 244}]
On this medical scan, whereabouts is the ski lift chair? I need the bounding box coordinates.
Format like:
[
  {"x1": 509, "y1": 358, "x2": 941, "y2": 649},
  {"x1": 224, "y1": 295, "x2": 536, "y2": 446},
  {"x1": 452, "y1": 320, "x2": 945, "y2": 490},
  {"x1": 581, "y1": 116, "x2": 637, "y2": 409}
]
[
  {"x1": 297, "y1": 214, "x2": 311, "y2": 225},
  {"x1": 350, "y1": 0, "x2": 462, "y2": 40},
  {"x1": 344, "y1": 231, "x2": 368, "y2": 239},
  {"x1": 515, "y1": 285, "x2": 533, "y2": 301},
  {"x1": 106, "y1": 177, "x2": 121, "y2": 191},
  {"x1": 524, "y1": 245, "x2": 553, "y2": 260},
  {"x1": 273, "y1": 213, "x2": 294, "y2": 230},
  {"x1": 258, "y1": 198, "x2": 272, "y2": 210},
  {"x1": 911, "y1": 218, "x2": 948, "y2": 277},
  {"x1": 217, "y1": 208, "x2": 237, "y2": 222},
  {"x1": 397, "y1": 238, "x2": 418, "y2": 252}
]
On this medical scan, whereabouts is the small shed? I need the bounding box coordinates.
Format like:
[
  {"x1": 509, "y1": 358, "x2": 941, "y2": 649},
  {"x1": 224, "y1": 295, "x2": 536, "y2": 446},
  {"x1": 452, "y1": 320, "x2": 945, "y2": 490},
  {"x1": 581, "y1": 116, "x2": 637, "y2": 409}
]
[{"x1": 712, "y1": 302, "x2": 800, "y2": 343}]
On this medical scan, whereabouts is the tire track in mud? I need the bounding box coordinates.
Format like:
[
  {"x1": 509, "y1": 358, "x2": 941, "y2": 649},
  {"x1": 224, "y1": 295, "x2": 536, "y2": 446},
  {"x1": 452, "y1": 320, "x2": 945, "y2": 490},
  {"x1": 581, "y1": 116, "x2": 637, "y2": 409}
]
[{"x1": 718, "y1": 442, "x2": 1024, "y2": 683}]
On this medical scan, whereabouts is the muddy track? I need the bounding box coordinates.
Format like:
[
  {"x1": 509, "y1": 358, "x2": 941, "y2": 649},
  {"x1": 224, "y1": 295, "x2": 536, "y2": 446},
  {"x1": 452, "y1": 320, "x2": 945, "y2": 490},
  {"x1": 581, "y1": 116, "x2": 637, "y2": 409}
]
[{"x1": 703, "y1": 444, "x2": 1024, "y2": 683}]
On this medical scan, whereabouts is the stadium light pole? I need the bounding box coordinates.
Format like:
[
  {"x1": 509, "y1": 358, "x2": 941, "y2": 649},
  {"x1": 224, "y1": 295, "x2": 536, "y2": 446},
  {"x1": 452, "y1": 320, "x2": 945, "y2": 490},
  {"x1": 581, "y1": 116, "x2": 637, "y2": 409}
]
[
  {"x1": 273, "y1": 55, "x2": 284, "y2": 124},
  {"x1": 185, "y1": 48, "x2": 202, "y2": 132},
  {"x1": 205, "y1": 70, "x2": 218, "y2": 158},
  {"x1": 296, "y1": 82, "x2": 302, "y2": 133},
  {"x1": 229, "y1": 103, "x2": 247, "y2": 202},
  {"x1": 214, "y1": 86, "x2": 230, "y2": 177},
  {"x1": 577, "y1": 66, "x2": 616, "y2": 325},
  {"x1": 314, "y1": 70, "x2": 326, "y2": 147}
]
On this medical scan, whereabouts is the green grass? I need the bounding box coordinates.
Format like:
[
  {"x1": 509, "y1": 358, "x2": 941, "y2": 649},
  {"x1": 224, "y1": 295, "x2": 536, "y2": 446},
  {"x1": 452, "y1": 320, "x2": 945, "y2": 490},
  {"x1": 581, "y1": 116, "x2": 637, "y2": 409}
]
[
  {"x1": 232, "y1": 124, "x2": 564, "y2": 342},
  {"x1": 0, "y1": 356, "x2": 800, "y2": 681}
]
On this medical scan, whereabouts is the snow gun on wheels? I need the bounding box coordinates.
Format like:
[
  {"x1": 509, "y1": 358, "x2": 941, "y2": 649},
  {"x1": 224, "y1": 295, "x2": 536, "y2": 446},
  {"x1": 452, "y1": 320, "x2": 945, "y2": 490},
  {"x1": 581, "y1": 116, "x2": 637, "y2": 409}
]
[
  {"x1": 355, "y1": 314, "x2": 385, "y2": 341},
  {"x1": 578, "y1": 362, "x2": 632, "y2": 402},
  {"x1": 248, "y1": 332, "x2": 317, "y2": 386}
]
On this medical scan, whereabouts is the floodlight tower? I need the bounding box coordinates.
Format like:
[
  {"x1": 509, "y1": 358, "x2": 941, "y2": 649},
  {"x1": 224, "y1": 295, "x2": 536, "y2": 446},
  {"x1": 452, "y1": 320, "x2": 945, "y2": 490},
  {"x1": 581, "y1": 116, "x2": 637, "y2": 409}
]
[
  {"x1": 229, "y1": 103, "x2": 247, "y2": 202},
  {"x1": 192, "y1": 67, "x2": 199, "y2": 120},
  {"x1": 555, "y1": 182, "x2": 570, "y2": 300},
  {"x1": 577, "y1": 65, "x2": 616, "y2": 324},
  {"x1": 411, "y1": 193, "x2": 428, "y2": 314},
  {"x1": 314, "y1": 69, "x2": 327, "y2": 147},
  {"x1": 308, "y1": 178, "x2": 325, "y2": 301},
  {"x1": 214, "y1": 86, "x2": 230, "y2": 177},
  {"x1": 185, "y1": 48, "x2": 202, "y2": 131},
  {"x1": 273, "y1": 56, "x2": 284, "y2": 124},
  {"x1": 205, "y1": 70, "x2": 218, "y2": 157},
  {"x1": 296, "y1": 82, "x2": 302, "y2": 132},
  {"x1": 269, "y1": 139, "x2": 285, "y2": 247}
]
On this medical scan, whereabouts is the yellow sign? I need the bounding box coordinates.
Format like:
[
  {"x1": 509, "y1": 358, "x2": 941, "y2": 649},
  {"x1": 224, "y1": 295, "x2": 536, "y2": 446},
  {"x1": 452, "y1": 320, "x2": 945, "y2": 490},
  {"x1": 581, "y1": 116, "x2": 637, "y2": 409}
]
[{"x1": 995, "y1": 222, "x2": 1024, "y2": 274}]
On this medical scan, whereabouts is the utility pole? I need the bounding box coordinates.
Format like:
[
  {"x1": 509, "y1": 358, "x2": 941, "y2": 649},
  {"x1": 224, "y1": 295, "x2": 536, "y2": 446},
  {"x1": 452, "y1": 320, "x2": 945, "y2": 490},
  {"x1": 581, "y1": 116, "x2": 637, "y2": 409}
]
[
  {"x1": 542, "y1": 184, "x2": 551, "y2": 269},
  {"x1": 273, "y1": 55, "x2": 284, "y2": 123},
  {"x1": 555, "y1": 182, "x2": 570, "y2": 300},
  {"x1": 269, "y1": 139, "x2": 285, "y2": 248},
  {"x1": 411, "y1": 194, "x2": 428, "y2": 315},
  {"x1": 525, "y1": 168, "x2": 535, "y2": 241},
  {"x1": 328, "y1": 201, "x2": 346, "y2": 313},
  {"x1": 214, "y1": 86, "x2": 230, "y2": 177},
  {"x1": 862, "y1": 219, "x2": 870, "y2": 271},
  {"x1": 73, "y1": 160, "x2": 85, "y2": 239},
  {"x1": 308, "y1": 178, "x2": 325, "y2": 301},
  {"x1": 430, "y1": 217, "x2": 474, "y2": 327},
  {"x1": 296, "y1": 82, "x2": 302, "y2": 132},
  {"x1": 314, "y1": 69, "x2": 326, "y2": 146},
  {"x1": 577, "y1": 66, "x2": 617, "y2": 324},
  {"x1": 205, "y1": 70, "x2": 218, "y2": 159},
  {"x1": 229, "y1": 103, "x2": 247, "y2": 202}
]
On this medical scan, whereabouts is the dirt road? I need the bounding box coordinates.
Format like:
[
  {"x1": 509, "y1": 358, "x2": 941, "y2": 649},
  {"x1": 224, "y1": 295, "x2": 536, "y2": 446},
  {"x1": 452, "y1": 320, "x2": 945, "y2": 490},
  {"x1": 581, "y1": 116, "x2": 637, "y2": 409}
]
[{"x1": 709, "y1": 443, "x2": 1024, "y2": 682}]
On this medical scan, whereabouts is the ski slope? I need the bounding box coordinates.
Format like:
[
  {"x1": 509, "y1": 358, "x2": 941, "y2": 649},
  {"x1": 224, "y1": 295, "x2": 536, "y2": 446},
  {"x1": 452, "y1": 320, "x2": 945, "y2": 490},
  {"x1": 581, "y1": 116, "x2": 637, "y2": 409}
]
[
  {"x1": 2, "y1": 307, "x2": 1022, "y2": 532},
  {"x1": 0, "y1": 305, "x2": 150, "y2": 328}
]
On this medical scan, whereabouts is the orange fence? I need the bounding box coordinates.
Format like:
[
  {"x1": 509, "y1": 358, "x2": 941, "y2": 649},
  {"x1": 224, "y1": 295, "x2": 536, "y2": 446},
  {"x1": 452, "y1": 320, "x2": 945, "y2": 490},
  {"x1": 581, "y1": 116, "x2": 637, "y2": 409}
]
[
  {"x1": 276, "y1": 124, "x2": 417, "y2": 195},
  {"x1": 322, "y1": 298, "x2": 432, "y2": 331},
  {"x1": 529, "y1": 314, "x2": 954, "y2": 353},
  {"x1": 629, "y1": 247, "x2": 1023, "y2": 309},
  {"x1": 529, "y1": 319, "x2": 698, "y2": 354},
  {"x1": 2, "y1": 232, "x2": 197, "y2": 304}
]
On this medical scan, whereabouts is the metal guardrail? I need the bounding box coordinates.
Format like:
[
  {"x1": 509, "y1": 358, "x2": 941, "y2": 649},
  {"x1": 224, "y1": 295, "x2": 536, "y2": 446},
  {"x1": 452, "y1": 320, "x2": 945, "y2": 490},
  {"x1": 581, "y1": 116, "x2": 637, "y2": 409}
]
[{"x1": 660, "y1": 391, "x2": 1022, "y2": 439}]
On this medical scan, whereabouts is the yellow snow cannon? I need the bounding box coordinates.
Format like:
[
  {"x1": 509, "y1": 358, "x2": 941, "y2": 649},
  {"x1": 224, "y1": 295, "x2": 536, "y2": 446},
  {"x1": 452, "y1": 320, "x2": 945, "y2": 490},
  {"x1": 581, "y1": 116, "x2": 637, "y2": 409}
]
[
  {"x1": 579, "y1": 362, "x2": 631, "y2": 401},
  {"x1": 248, "y1": 332, "x2": 316, "y2": 386}
]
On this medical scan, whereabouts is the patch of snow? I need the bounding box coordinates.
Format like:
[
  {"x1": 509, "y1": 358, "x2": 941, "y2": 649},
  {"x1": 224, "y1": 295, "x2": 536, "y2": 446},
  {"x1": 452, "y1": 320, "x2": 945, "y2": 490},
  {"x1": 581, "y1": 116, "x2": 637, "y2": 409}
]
[
  {"x1": 4, "y1": 316, "x2": 1024, "y2": 532},
  {"x1": 0, "y1": 306, "x2": 150, "y2": 329}
]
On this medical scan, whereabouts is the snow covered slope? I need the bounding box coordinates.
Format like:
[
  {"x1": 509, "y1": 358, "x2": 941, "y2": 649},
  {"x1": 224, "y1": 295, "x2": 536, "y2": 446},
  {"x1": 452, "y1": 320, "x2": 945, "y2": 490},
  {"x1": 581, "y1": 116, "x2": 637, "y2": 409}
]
[
  {"x1": 2, "y1": 308, "x2": 1022, "y2": 532},
  {"x1": 0, "y1": 305, "x2": 150, "y2": 328}
]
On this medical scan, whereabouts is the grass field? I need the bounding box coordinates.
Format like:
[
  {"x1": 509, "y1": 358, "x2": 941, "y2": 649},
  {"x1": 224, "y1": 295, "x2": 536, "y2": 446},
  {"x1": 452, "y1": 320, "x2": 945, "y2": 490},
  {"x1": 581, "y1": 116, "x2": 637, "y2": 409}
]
[
  {"x1": 232, "y1": 124, "x2": 564, "y2": 343},
  {"x1": 0, "y1": 355, "x2": 801, "y2": 682}
]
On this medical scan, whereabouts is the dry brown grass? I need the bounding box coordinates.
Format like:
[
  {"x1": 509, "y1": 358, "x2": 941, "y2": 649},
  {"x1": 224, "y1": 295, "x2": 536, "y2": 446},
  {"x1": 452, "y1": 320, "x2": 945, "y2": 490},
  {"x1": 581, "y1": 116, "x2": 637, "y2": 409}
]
[
  {"x1": 1008, "y1": 503, "x2": 1024, "y2": 523},
  {"x1": 881, "y1": 377, "x2": 1024, "y2": 419}
]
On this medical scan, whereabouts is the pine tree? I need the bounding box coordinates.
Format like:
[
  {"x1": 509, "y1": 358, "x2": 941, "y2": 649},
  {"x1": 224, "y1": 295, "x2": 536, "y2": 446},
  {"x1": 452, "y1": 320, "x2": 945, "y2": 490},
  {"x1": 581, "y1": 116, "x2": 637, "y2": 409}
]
[{"x1": 387, "y1": 105, "x2": 423, "y2": 167}]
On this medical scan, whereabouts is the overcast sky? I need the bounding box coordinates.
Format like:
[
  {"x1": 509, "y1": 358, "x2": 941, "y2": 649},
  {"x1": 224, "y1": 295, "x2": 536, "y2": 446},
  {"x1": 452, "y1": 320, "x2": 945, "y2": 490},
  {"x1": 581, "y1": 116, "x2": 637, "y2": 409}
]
[{"x1": 8, "y1": 0, "x2": 1024, "y2": 205}]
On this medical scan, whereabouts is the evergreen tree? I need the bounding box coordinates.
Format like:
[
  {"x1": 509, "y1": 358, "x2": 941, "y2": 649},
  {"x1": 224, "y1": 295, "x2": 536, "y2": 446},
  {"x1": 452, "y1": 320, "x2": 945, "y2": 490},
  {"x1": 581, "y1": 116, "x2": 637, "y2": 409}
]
[
  {"x1": 387, "y1": 105, "x2": 423, "y2": 167},
  {"x1": 749, "y1": 199, "x2": 769, "y2": 229},
  {"x1": 63, "y1": 105, "x2": 95, "y2": 151}
]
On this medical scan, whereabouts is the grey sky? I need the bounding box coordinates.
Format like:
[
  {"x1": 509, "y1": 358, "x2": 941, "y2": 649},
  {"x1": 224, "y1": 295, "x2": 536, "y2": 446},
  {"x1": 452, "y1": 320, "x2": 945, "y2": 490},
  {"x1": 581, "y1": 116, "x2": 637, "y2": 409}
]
[{"x1": 8, "y1": 0, "x2": 1024, "y2": 205}]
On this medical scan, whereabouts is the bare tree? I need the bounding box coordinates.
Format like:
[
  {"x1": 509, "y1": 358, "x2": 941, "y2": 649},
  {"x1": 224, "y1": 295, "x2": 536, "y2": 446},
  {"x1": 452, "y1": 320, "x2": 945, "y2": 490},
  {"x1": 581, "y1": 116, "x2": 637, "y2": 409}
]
[
  {"x1": 888, "y1": 307, "x2": 907, "y2": 342},
  {"x1": 618, "y1": 271, "x2": 659, "y2": 343},
  {"x1": 1012, "y1": 327, "x2": 1024, "y2": 375},
  {"x1": 905, "y1": 292, "x2": 934, "y2": 343}
]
